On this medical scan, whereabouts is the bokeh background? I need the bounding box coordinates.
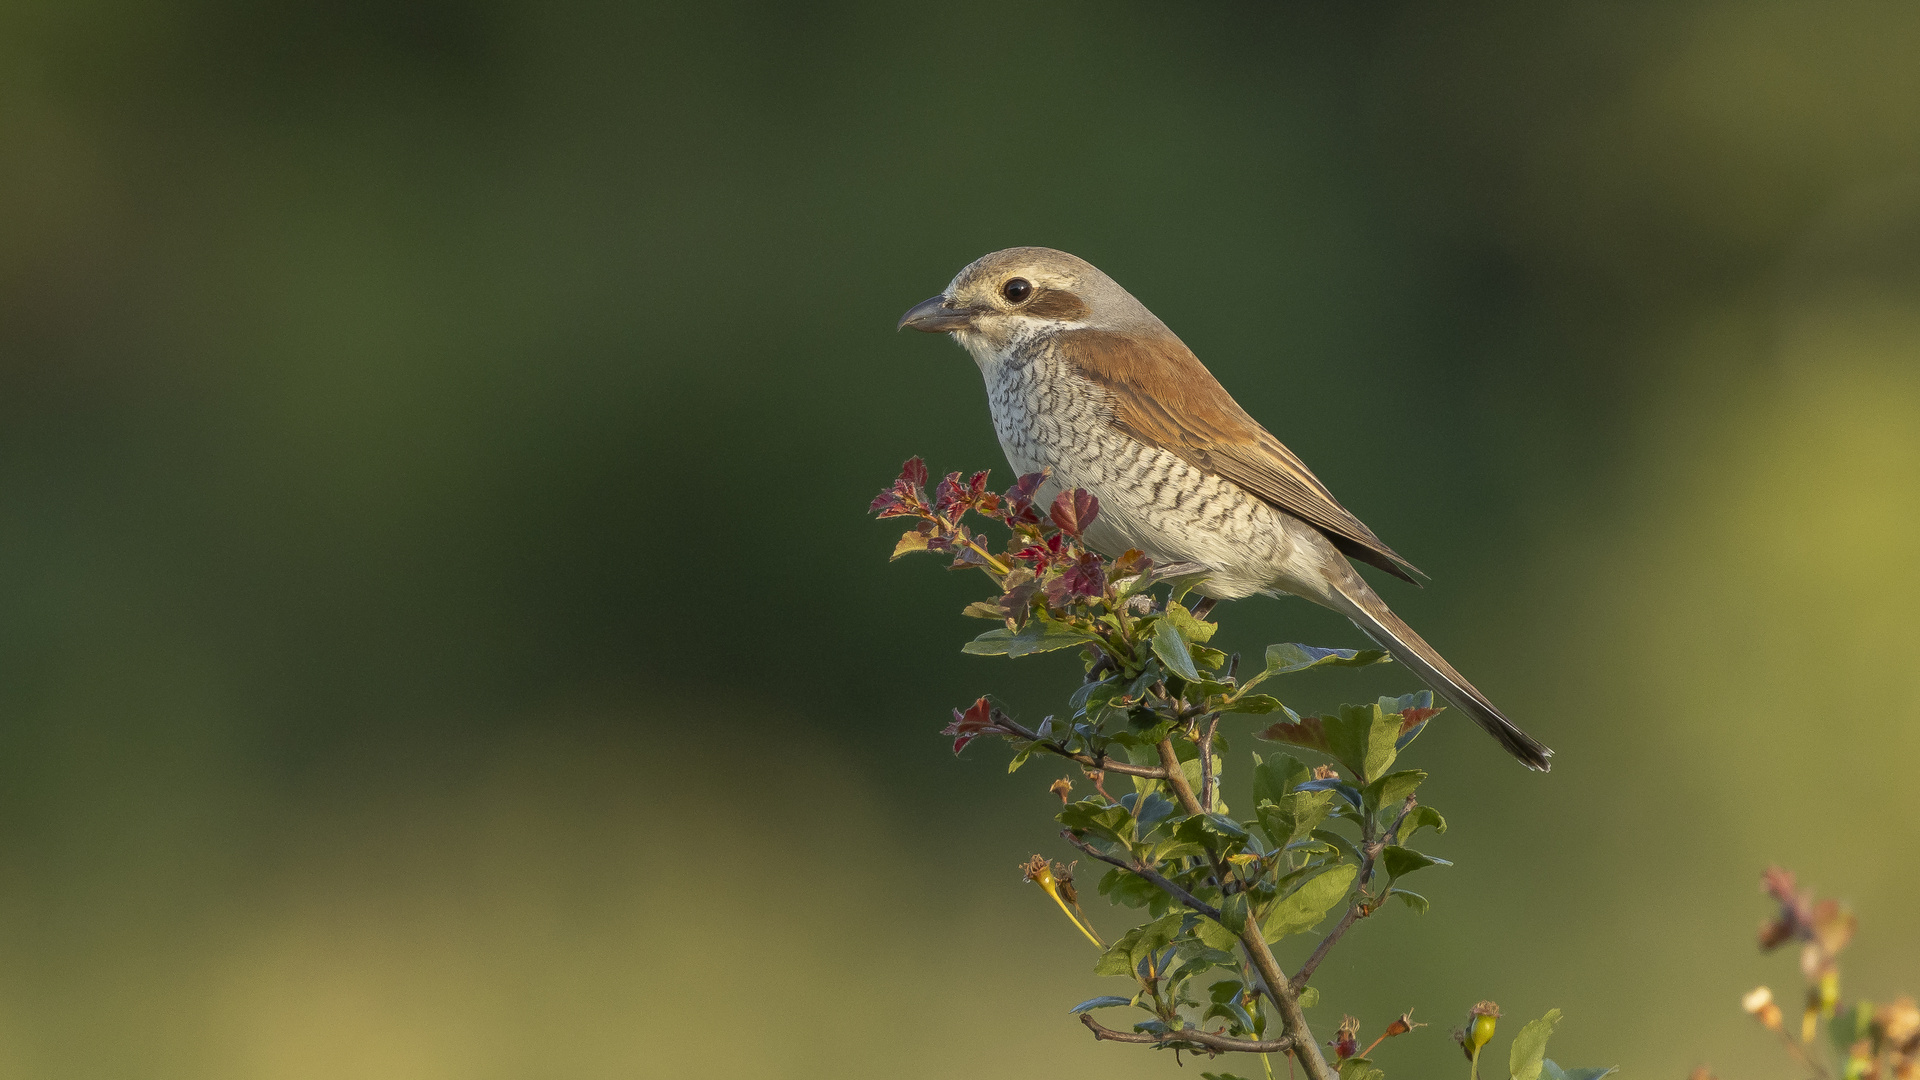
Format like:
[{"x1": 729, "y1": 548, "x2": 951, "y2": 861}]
[{"x1": 2, "y1": 2, "x2": 1917, "y2": 1077}]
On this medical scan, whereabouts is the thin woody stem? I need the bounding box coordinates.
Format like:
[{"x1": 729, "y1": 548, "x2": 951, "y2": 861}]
[
  {"x1": 1156, "y1": 739, "x2": 1205, "y2": 816},
  {"x1": 1291, "y1": 794, "x2": 1416, "y2": 992},
  {"x1": 992, "y1": 715, "x2": 1167, "y2": 779},
  {"x1": 1078, "y1": 1013, "x2": 1290, "y2": 1054},
  {"x1": 1198, "y1": 712, "x2": 1222, "y2": 809},
  {"x1": 1059, "y1": 831, "x2": 1221, "y2": 921}
]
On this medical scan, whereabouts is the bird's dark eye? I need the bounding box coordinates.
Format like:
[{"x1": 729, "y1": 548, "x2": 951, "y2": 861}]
[{"x1": 1001, "y1": 278, "x2": 1032, "y2": 304}]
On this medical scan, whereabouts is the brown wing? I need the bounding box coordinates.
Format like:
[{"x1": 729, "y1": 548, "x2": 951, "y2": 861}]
[{"x1": 1054, "y1": 328, "x2": 1422, "y2": 583}]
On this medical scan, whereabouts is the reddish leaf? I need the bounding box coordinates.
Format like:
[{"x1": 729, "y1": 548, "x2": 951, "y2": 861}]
[
  {"x1": 1110, "y1": 548, "x2": 1153, "y2": 579},
  {"x1": 1397, "y1": 706, "x2": 1442, "y2": 736},
  {"x1": 1050, "y1": 489, "x2": 1100, "y2": 536},
  {"x1": 1255, "y1": 715, "x2": 1331, "y2": 754},
  {"x1": 940, "y1": 697, "x2": 1002, "y2": 755},
  {"x1": 1010, "y1": 533, "x2": 1067, "y2": 575},
  {"x1": 998, "y1": 570, "x2": 1040, "y2": 629},
  {"x1": 934, "y1": 471, "x2": 969, "y2": 520},
  {"x1": 1047, "y1": 552, "x2": 1107, "y2": 603},
  {"x1": 1000, "y1": 471, "x2": 1048, "y2": 526},
  {"x1": 899, "y1": 456, "x2": 928, "y2": 488}
]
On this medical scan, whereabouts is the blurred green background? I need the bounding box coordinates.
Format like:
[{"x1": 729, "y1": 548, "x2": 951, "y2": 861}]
[{"x1": 2, "y1": 2, "x2": 1917, "y2": 1076}]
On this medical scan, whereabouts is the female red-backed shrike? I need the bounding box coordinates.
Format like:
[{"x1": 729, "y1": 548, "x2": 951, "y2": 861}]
[{"x1": 899, "y1": 247, "x2": 1551, "y2": 770}]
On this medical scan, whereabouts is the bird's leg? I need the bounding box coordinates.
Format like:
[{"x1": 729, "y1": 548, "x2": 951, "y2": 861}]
[{"x1": 1189, "y1": 597, "x2": 1217, "y2": 620}]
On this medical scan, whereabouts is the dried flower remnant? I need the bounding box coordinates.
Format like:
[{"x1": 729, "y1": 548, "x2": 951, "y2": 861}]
[
  {"x1": 1329, "y1": 1015, "x2": 1360, "y2": 1060},
  {"x1": 1022, "y1": 854, "x2": 1102, "y2": 949}
]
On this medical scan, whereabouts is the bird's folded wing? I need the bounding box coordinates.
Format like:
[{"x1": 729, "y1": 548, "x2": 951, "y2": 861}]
[{"x1": 1055, "y1": 328, "x2": 1422, "y2": 583}]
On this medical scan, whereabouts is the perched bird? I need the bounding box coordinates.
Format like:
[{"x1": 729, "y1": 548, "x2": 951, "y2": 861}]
[{"x1": 898, "y1": 247, "x2": 1551, "y2": 770}]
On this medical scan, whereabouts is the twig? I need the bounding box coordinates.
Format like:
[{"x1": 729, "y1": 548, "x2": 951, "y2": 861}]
[
  {"x1": 1079, "y1": 1013, "x2": 1290, "y2": 1054},
  {"x1": 1289, "y1": 794, "x2": 1418, "y2": 992},
  {"x1": 1156, "y1": 739, "x2": 1206, "y2": 817},
  {"x1": 1198, "y1": 712, "x2": 1222, "y2": 810},
  {"x1": 1059, "y1": 830, "x2": 1222, "y2": 921},
  {"x1": 993, "y1": 715, "x2": 1167, "y2": 779}
]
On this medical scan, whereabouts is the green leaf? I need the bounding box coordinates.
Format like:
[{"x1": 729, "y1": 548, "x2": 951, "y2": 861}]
[
  {"x1": 963, "y1": 618, "x2": 1102, "y2": 657},
  {"x1": 1255, "y1": 789, "x2": 1335, "y2": 848},
  {"x1": 1222, "y1": 693, "x2": 1289, "y2": 715},
  {"x1": 1309, "y1": 828, "x2": 1362, "y2": 865},
  {"x1": 1509, "y1": 1008, "x2": 1563, "y2": 1080},
  {"x1": 1134, "y1": 912, "x2": 1184, "y2": 969},
  {"x1": 1321, "y1": 703, "x2": 1402, "y2": 782},
  {"x1": 1190, "y1": 644, "x2": 1228, "y2": 671},
  {"x1": 1195, "y1": 915, "x2": 1240, "y2": 952},
  {"x1": 1131, "y1": 792, "x2": 1179, "y2": 839},
  {"x1": 1167, "y1": 944, "x2": 1237, "y2": 985},
  {"x1": 1380, "y1": 845, "x2": 1451, "y2": 881},
  {"x1": 1007, "y1": 743, "x2": 1037, "y2": 772},
  {"x1": 1388, "y1": 888, "x2": 1428, "y2": 914},
  {"x1": 1251, "y1": 752, "x2": 1310, "y2": 807},
  {"x1": 1261, "y1": 862, "x2": 1357, "y2": 939},
  {"x1": 1164, "y1": 603, "x2": 1218, "y2": 643},
  {"x1": 1362, "y1": 769, "x2": 1426, "y2": 814},
  {"x1": 1151, "y1": 618, "x2": 1202, "y2": 681},
  {"x1": 1058, "y1": 799, "x2": 1133, "y2": 844},
  {"x1": 1217, "y1": 893, "x2": 1250, "y2": 934},
  {"x1": 1337, "y1": 1058, "x2": 1384, "y2": 1080},
  {"x1": 1167, "y1": 810, "x2": 1248, "y2": 854},
  {"x1": 1296, "y1": 986, "x2": 1319, "y2": 1010},
  {"x1": 1263, "y1": 643, "x2": 1389, "y2": 676},
  {"x1": 1392, "y1": 805, "x2": 1448, "y2": 844},
  {"x1": 1201, "y1": 1073, "x2": 1257, "y2": 1080},
  {"x1": 1294, "y1": 777, "x2": 1363, "y2": 810},
  {"x1": 1068, "y1": 996, "x2": 1135, "y2": 1013},
  {"x1": 1541, "y1": 1062, "x2": 1617, "y2": 1080},
  {"x1": 1093, "y1": 928, "x2": 1142, "y2": 977}
]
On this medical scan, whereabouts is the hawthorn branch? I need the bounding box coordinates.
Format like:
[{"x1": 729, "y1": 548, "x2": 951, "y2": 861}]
[
  {"x1": 1059, "y1": 827, "x2": 1335, "y2": 1080},
  {"x1": 1198, "y1": 712, "x2": 1222, "y2": 810},
  {"x1": 992, "y1": 715, "x2": 1168, "y2": 779},
  {"x1": 1058, "y1": 830, "x2": 1221, "y2": 921},
  {"x1": 1290, "y1": 793, "x2": 1418, "y2": 992},
  {"x1": 1079, "y1": 1013, "x2": 1290, "y2": 1054},
  {"x1": 1156, "y1": 739, "x2": 1206, "y2": 817}
]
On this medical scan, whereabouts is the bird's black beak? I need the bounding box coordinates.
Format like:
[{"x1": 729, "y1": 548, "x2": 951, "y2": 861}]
[{"x1": 897, "y1": 294, "x2": 978, "y2": 333}]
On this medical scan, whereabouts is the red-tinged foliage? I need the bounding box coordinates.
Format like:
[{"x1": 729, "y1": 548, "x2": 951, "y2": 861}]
[
  {"x1": 999, "y1": 573, "x2": 1041, "y2": 628},
  {"x1": 871, "y1": 457, "x2": 932, "y2": 518},
  {"x1": 1047, "y1": 552, "x2": 1108, "y2": 605},
  {"x1": 1049, "y1": 488, "x2": 1100, "y2": 537},
  {"x1": 1011, "y1": 533, "x2": 1069, "y2": 575},
  {"x1": 934, "y1": 471, "x2": 968, "y2": 519},
  {"x1": 1111, "y1": 548, "x2": 1153, "y2": 579},
  {"x1": 1001, "y1": 472, "x2": 1048, "y2": 526},
  {"x1": 1399, "y1": 706, "x2": 1442, "y2": 733},
  {"x1": 1259, "y1": 715, "x2": 1333, "y2": 755},
  {"x1": 942, "y1": 697, "x2": 1004, "y2": 755}
]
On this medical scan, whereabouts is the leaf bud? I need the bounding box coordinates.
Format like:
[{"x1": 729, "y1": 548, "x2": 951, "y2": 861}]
[{"x1": 1050, "y1": 779, "x2": 1073, "y2": 804}]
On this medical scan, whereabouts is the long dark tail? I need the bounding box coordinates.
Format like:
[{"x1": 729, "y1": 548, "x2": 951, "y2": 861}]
[{"x1": 1325, "y1": 577, "x2": 1553, "y2": 771}]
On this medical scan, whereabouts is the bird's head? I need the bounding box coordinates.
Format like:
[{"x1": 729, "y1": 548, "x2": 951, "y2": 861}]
[{"x1": 896, "y1": 247, "x2": 1167, "y2": 353}]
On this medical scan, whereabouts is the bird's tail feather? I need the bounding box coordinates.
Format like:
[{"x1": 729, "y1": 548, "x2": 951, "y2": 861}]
[{"x1": 1324, "y1": 578, "x2": 1553, "y2": 772}]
